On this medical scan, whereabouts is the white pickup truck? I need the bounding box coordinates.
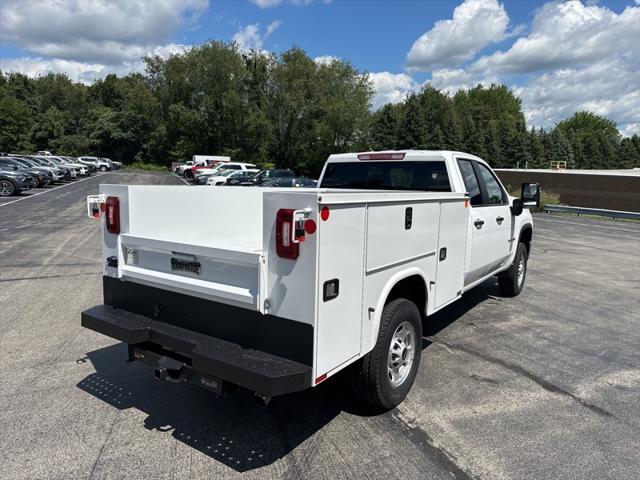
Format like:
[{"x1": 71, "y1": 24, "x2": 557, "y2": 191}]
[{"x1": 83, "y1": 150, "x2": 538, "y2": 408}]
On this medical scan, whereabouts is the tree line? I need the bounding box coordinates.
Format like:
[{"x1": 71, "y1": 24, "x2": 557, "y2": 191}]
[{"x1": 1, "y1": 41, "x2": 638, "y2": 175}]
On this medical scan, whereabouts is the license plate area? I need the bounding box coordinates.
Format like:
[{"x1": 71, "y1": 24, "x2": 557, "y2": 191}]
[{"x1": 171, "y1": 257, "x2": 201, "y2": 275}]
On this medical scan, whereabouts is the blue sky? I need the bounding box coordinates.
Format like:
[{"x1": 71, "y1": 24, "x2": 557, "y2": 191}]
[{"x1": 1, "y1": 0, "x2": 638, "y2": 134}]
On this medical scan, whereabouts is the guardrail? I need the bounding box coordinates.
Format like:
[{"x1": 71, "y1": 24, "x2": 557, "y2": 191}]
[{"x1": 543, "y1": 205, "x2": 640, "y2": 221}]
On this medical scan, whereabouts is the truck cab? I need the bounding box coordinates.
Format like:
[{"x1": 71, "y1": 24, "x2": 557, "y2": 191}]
[{"x1": 83, "y1": 150, "x2": 538, "y2": 409}]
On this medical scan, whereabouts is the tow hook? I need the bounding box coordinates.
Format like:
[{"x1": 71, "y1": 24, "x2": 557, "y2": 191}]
[{"x1": 253, "y1": 392, "x2": 272, "y2": 407}]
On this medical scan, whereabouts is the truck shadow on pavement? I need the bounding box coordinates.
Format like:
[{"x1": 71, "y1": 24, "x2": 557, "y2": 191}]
[{"x1": 77, "y1": 279, "x2": 498, "y2": 472}]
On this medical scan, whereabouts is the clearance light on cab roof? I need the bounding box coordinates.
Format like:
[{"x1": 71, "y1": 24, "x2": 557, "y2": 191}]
[{"x1": 357, "y1": 152, "x2": 405, "y2": 161}]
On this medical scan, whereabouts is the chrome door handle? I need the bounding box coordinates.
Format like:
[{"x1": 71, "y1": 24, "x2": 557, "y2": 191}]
[
  {"x1": 474, "y1": 219, "x2": 485, "y2": 229},
  {"x1": 496, "y1": 216, "x2": 504, "y2": 225}
]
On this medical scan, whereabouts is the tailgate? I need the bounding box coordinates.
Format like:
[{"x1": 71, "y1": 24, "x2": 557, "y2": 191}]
[{"x1": 117, "y1": 234, "x2": 269, "y2": 312}]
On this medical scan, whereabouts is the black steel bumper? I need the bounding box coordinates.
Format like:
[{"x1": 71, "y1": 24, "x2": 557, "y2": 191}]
[{"x1": 82, "y1": 304, "x2": 312, "y2": 397}]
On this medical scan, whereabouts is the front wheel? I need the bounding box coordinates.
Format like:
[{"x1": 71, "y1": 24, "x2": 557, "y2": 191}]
[
  {"x1": 0, "y1": 179, "x2": 17, "y2": 196},
  {"x1": 351, "y1": 298, "x2": 422, "y2": 409},
  {"x1": 498, "y1": 242, "x2": 528, "y2": 297},
  {"x1": 100, "y1": 165, "x2": 107, "y2": 172}
]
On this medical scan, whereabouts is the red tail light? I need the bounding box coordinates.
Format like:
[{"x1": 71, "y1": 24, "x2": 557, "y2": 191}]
[
  {"x1": 105, "y1": 196, "x2": 120, "y2": 234},
  {"x1": 276, "y1": 209, "x2": 299, "y2": 259}
]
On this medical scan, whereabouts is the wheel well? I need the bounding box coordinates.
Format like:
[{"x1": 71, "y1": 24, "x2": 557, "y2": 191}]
[
  {"x1": 520, "y1": 226, "x2": 532, "y2": 254},
  {"x1": 385, "y1": 275, "x2": 427, "y2": 316}
]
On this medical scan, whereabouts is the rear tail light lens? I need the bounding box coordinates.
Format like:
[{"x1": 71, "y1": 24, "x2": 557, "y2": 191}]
[
  {"x1": 276, "y1": 209, "x2": 299, "y2": 259},
  {"x1": 105, "y1": 196, "x2": 120, "y2": 234}
]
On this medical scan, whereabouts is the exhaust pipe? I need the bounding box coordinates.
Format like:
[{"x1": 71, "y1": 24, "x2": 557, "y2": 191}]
[{"x1": 253, "y1": 392, "x2": 271, "y2": 407}]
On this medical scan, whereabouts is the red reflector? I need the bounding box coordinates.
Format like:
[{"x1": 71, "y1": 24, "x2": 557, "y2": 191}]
[
  {"x1": 304, "y1": 218, "x2": 317, "y2": 234},
  {"x1": 105, "y1": 196, "x2": 120, "y2": 234},
  {"x1": 276, "y1": 209, "x2": 299, "y2": 260},
  {"x1": 320, "y1": 206, "x2": 330, "y2": 221},
  {"x1": 315, "y1": 373, "x2": 327, "y2": 385},
  {"x1": 357, "y1": 152, "x2": 405, "y2": 161}
]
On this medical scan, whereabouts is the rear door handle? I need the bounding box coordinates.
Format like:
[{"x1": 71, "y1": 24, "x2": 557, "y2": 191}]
[
  {"x1": 496, "y1": 216, "x2": 504, "y2": 225},
  {"x1": 474, "y1": 219, "x2": 485, "y2": 229}
]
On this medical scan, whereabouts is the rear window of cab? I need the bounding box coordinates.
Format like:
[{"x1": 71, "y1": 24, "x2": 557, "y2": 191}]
[{"x1": 320, "y1": 161, "x2": 450, "y2": 192}]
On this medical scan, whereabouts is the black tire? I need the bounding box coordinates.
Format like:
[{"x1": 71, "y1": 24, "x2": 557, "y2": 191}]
[
  {"x1": 0, "y1": 179, "x2": 17, "y2": 197},
  {"x1": 498, "y1": 242, "x2": 528, "y2": 297},
  {"x1": 100, "y1": 165, "x2": 107, "y2": 172},
  {"x1": 351, "y1": 298, "x2": 422, "y2": 409}
]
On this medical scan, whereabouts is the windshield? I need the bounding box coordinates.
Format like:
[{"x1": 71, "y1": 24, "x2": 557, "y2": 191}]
[
  {"x1": 219, "y1": 169, "x2": 237, "y2": 177},
  {"x1": 320, "y1": 161, "x2": 451, "y2": 192},
  {"x1": 12, "y1": 159, "x2": 31, "y2": 167}
]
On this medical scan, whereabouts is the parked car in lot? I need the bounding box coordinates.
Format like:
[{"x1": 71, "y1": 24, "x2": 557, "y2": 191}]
[
  {"x1": 82, "y1": 150, "x2": 538, "y2": 409},
  {"x1": 0, "y1": 168, "x2": 33, "y2": 196},
  {"x1": 26, "y1": 156, "x2": 71, "y2": 180},
  {"x1": 192, "y1": 162, "x2": 257, "y2": 182},
  {"x1": 182, "y1": 156, "x2": 232, "y2": 177},
  {"x1": 100, "y1": 157, "x2": 121, "y2": 170},
  {"x1": 49, "y1": 156, "x2": 90, "y2": 176},
  {"x1": 261, "y1": 177, "x2": 317, "y2": 188},
  {"x1": 174, "y1": 161, "x2": 195, "y2": 175},
  {"x1": 78, "y1": 156, "x2": 112, "y2": 172},
  {"x1": 205, "y1": 169, "x2": 260, "y2": 186},
  {"x1": 0, "y1": 157, "x2": 53, "y2": 187},
  {"x1": 239, "y1": 168, "x2": 295, "y2": 186},
  {"x1": 33, "y1": 156, "x2": 79, "y2": 178}
]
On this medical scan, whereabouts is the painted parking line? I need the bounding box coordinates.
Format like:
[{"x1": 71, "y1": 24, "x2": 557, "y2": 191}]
[
  {"x1": 171, "y1": 172, "x2": 191, "y2": 185},
  {"x1": 0, "y1": 174, "x2": 106, "y2": 208}
]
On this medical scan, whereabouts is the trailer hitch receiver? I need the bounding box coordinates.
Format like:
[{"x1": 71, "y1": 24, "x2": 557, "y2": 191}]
[{"x1": 154, "y1": 365, "x2": 188, "y2": 383}]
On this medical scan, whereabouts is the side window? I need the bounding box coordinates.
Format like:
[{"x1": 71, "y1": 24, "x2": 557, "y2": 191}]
[
  {"x1": 457, "y1": 159, "x2": 482, "y2": 206},
  {"x1": 476, "y1": 163, "x2": 506, "y2": 205}
]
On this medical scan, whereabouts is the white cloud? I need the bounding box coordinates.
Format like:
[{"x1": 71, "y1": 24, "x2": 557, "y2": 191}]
[
  {"x1": 0, "y1": 58, "x2": 107, "y2": 84},
  {"x1": 232, "y1": 21, "x2": 281, "y2": 52},
  {"x1": 314, "y1": 55, "x2": 339, "y2": 65},
  {"x1": 428, "y1": 68, "x2": 498, "y2": 94},
  {"x1": 515, "y1": 56, "x2": 640, "y2": 132},
  {"x1": 369, "y1": 72, "x2": 420, "y2": 110},
  {"x1": 249, "y1": 0, "x2": 331, "y2": 8},
  {"x1": 0, "y1": 0, "x2": 208, "y2": 65},
  {"x1": 0, "y1": 44, "x2": 190, "y2": 84},
  {"x1": 404, "y1": 0, "x2": 640, "y2": 136},
  {"x1": 407, "y1": 0, "x2": 510, "y2": 70},
  {"x1": 470, "y1": 1, "x2": 640, "y2": 75}
]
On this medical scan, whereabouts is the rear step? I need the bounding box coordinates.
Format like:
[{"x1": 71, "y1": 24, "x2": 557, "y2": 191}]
[{"x1": 81, "y1": 305, "x2": 312, "y2": 397}]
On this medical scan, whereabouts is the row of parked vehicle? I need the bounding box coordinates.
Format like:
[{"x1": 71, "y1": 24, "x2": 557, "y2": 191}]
[
  {"x1": 0, "y1": 152, "x2": 121, "y2": 197},
  {"x1": 174, "y1": 159, "x2": 317, "y2": 188}
]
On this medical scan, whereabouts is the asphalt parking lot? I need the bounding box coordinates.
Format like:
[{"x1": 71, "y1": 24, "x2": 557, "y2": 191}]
[{"x1": 1, "y1": 170, "x2": 639, "y2": 480}]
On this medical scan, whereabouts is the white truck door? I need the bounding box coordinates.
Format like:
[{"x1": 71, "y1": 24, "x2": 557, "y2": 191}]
[
  {"x1": 473, "y1": 162, "x2": 513, "y2": 267},
  {"x1": 457, "y1": 158, "x2": 496, "y2": 285}
]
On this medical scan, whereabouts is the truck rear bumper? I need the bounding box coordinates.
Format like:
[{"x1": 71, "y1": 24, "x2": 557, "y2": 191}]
[{"x1": 82, "y1": 304, "x2": 312, "y2": 397}]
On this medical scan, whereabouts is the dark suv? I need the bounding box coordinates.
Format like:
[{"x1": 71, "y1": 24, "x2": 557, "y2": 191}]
[{"x1": 241, "y1": 169, "x2": 295, "y2": 186}]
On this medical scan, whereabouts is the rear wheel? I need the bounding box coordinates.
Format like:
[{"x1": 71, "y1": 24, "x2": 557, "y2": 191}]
[
  {"x1": 100, "y1": 165, "x2": 107, "y2": 172},
  {"x1": 352, "y1": 298, "x2": 422, "y2": 409},
  {"x1": 0, "y1": 179, "x2": 17, "y2": 196},
  {"x1": 498, "y1": 242, "x2": 528, "y2": 297}
]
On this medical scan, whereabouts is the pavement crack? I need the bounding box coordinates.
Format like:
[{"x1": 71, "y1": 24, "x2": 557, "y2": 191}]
[
  {"x1": 0, "y1": 271, "x2": 101, "y2": 283},
  {"x1": 424, "y1": 336, "x2": 616, "y2": 419},
  {"x1": 387, "y1": 410, "x2": 477, "y2": 480},
  {"x1": 89, "y1": 412, "x2": 120, "y2": 480}
]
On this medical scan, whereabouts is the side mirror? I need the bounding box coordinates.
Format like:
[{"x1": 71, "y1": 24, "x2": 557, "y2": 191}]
[
  {"x1": 511, "y1": 198, "x2": 523, "y2": 216},
  {"x1": 521, "y1": 182, "x2": 540, "y2": 209}
]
